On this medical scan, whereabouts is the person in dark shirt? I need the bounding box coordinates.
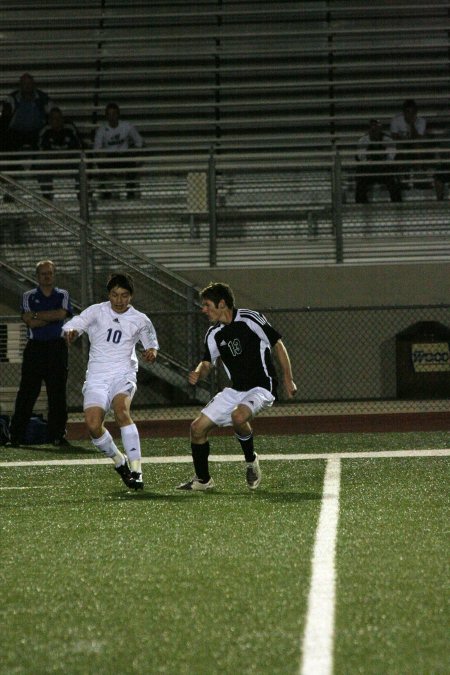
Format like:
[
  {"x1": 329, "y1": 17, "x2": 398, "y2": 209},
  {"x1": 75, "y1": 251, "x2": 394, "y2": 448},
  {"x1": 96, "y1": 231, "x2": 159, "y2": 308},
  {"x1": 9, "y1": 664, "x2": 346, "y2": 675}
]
[
  {"x1": 9, "y1": 260, "x2": 73, "y2": 447},
  {"x1": 0, "y1": 101, "x2": 14, "y2": 152},
  {"x1": 177, "y1": 281, "x2": 297, "y2": 491},
  {"x1": 37, "y1": 107, "x2": 83, "y2": 200},
  {"x1": 6, "y1": 73, "x2": 56, "y2": 151}
]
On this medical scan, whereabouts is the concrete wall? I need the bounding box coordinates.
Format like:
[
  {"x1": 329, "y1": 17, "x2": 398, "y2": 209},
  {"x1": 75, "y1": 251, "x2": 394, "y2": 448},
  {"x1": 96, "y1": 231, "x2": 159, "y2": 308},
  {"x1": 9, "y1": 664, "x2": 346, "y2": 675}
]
[
  {"x1": 2, "y1": 262, "x2": 448, "y2": 402},
  {"x1": 175, "y1": 262, "x2": 450, "y2": 401},
  {"x1": 178, "y1": 263, "x2": 450, "y2": 309},
  {"x1": 1, "y1": 262, "x2": 448, "y2": 313},
  {"x1": 177, "y1": 262, "x2": 450, "y2": 309}
]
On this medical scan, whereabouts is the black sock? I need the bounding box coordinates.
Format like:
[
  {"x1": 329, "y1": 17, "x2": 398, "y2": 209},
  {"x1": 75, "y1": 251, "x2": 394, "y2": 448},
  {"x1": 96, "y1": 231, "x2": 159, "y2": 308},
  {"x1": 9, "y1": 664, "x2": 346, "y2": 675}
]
[
  {"x1": 236, "y1": 433, "x2": 255, "y2": 463},
  {"x1": 191, "y1": 441, "x2": 210, "y2": 482}
]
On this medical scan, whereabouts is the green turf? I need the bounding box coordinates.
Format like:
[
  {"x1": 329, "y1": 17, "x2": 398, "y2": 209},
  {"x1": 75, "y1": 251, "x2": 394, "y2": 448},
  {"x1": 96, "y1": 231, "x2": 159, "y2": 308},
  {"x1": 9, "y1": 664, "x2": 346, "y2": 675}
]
[
  {"x1": 1, "y1": 428, "x2": 449, "y2": 463},
  {"x1": 1, "y1": 460, "x2": 324, "y2": 674},
  {"x1": 335, "y1": 457, "x2": 449, "y2": 675},
  {"x1": 1, "y1": 432, "x2": 448, "y2": 674}
]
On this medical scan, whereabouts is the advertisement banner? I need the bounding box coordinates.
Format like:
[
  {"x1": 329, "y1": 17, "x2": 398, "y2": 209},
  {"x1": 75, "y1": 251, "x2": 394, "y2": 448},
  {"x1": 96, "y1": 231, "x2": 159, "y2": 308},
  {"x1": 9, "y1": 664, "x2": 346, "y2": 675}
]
[{"x1": 411, "y1": 342, "x2": 450, "y2": 372}]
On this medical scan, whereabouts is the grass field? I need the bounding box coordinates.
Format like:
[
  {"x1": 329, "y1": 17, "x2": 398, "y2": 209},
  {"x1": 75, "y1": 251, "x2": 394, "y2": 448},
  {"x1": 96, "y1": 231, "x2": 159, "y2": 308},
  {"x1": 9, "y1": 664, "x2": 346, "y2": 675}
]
[{"x1": 1, "y1": 431, "x2": 449, "y2": 674}]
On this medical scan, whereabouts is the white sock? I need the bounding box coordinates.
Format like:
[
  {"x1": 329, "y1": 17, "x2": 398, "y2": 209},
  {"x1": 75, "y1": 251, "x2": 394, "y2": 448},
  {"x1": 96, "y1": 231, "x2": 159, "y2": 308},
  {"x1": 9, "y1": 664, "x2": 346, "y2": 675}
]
[
  {"x1": 120, "y1": 423, "x2": 141, "y2": 473},
  {"x1": 91, "y1": 429, "x2": 124, "y2": 467}
]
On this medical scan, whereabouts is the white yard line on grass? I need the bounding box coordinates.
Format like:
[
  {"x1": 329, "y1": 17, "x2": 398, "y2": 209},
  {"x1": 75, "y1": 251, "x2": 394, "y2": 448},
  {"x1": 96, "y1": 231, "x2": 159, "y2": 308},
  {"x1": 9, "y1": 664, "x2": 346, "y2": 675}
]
[
  {"x1": 300, "y1": 456, "x2": 341, "y2": 675},
  {"x1": 0, "y1": 447, "x2": 448, "y2": 468},
  {"x1": 0, "y1": 485, "x2": 52, "y2": 490}
]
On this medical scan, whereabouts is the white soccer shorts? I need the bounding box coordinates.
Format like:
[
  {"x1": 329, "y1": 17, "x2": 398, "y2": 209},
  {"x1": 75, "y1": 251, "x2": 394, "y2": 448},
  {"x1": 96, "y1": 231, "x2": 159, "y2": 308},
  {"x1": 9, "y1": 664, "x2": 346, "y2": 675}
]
[
  {"x1": 82, "y1": 374, "x2": 137, "y2": 411},
  {"x1": 201, "y1": 386, "x2": 275, "y2": 427}
]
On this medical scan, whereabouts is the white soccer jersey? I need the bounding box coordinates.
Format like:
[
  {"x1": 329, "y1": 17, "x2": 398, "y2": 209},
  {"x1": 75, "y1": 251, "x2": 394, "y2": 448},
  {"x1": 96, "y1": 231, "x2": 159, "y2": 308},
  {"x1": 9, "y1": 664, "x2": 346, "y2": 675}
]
[
  {"x1": 389, "y1": 113, "x2": 426, "y2": 139},
  {"x1": 93, "y1": 120, "x2": 143, "y2": 152},
  {"x1": 63, "y1": 301, "x2": 158, "y2": 379}
]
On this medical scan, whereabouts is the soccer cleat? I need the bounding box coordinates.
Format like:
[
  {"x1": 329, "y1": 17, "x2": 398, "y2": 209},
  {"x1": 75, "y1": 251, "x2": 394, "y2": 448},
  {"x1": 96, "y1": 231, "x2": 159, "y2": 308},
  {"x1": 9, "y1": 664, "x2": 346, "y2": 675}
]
[
  {"x1": 129, "y1": 471, "x2": 144, "y2": 491},
  {"x1": 115, "y1": 459, "x2": 133, "y2": 488},
  {"x1": 176, "y1": 476, "x2": 215, "y2": 491},
  {"x1": 246, "y1": 453, "x2": 262, "y2": 490}
]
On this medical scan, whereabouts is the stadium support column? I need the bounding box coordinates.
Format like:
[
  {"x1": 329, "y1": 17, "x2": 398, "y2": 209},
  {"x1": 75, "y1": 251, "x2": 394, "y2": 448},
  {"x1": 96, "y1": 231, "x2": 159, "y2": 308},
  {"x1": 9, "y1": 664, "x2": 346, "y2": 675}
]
[
  {"x1": 332, "y1": 151, "x2": 344, "y2": 263},
  {"x1": 79, "y1": 155, "x2": 94, "y2": 307},
  {"x1": 208, "y1": 148, "x2": 217, "y2": 267}
]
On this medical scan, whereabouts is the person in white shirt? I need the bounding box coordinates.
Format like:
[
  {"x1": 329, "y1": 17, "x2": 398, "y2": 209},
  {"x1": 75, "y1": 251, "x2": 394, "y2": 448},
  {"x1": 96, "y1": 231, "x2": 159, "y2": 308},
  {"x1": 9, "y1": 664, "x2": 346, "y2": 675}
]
[
  {"x1": 390, "y1": 99, "x2": 428, "y2": 184},
  {"x1": 93, "y1": 102, "x2": 144, "y2": 199},
  {"x1": 355, "y1": 119, "x2": 402, "y2": 203},
  {"x1": 63, "y1": 273, "x2": 159, "y2": 490},
  {"x1": 390, "y1": 99, "x2": 427, "y2": 141}
]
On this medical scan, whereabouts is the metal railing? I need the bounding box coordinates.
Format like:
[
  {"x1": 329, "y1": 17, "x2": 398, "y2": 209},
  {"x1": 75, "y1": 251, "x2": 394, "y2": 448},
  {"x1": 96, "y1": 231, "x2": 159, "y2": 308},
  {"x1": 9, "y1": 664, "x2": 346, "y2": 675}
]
[
  {"x1": 1, "y1": 142, "x2": 449, "y2": 269},
  {"x1": 1, "y1": 305, "x2": 449, "y2": 417}
]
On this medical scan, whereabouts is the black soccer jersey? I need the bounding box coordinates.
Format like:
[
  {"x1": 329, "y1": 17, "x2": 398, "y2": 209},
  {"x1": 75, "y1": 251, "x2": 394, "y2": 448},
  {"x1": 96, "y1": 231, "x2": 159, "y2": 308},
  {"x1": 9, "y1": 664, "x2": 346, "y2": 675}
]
[
  {"x1": 38, "y1": 123, "x2": 81, "y2": 152},
  {"x1": 203, "y1": 308, "x2": 281, "y2": 394}
]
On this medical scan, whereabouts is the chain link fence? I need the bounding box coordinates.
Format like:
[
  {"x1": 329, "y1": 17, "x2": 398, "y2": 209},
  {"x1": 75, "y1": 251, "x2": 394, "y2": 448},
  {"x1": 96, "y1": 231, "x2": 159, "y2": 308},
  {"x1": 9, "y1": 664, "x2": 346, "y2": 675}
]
[
  {"x1": 2, "y1": 145, "x2": 449, "y2": 268},
  {"x1": 1, "y1": 146, "x2": 449, "y2": 418},
  {"x1": 1, "y1": 304, "x2": 449, "y2": 418}
]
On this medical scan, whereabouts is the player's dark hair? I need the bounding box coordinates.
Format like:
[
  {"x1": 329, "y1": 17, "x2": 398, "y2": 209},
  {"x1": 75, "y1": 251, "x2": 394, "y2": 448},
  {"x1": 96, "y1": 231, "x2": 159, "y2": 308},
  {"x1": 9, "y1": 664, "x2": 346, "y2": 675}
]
[
  {"x1": 200, "y1": 282, "x2": 235, "y2": 309},
  {"x1": 402, "y1": 99, "x2": 417, "y2": 112},
  {"x1": 107, "y1": 273, "x2": 134, "y2": 295},
  {"x1": 105, "y1": 102, "x2": 120, "y2": 114}
]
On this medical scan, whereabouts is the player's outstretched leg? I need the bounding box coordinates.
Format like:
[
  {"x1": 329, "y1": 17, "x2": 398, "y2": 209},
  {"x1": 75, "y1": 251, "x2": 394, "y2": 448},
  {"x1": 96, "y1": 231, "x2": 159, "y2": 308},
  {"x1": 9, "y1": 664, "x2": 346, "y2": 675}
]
[
  {"x1": 91, "y1": 429, "x2": 133, "y2": 489},
  {"x1": 246, "y1": 452, "x2": 262, "y2": 490},
  {"x1": 234, "y1": 424, "x2": 262, "y2": 490},
  {"x1": 121, "y1": 423, "x2": 144, "y2": 490},
  {"x1": 177, "y1": 476, "x2": 215, "y2": 491},
  {"x1": 176, "y1": 439, "x2": 214, "y2": 490},
  {"x1": 115, "y1": 457, "x2": 133, "y2": 488}
]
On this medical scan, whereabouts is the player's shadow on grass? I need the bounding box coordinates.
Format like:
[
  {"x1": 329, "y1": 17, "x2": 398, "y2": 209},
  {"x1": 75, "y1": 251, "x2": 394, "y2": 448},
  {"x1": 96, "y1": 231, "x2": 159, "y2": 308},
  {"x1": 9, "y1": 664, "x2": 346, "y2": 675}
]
[
  {"x1": 110, "y1": 491, "x2": 189, "y2": 502},
  {"x1": 251, "y1": 490, "x2": 322, "y2": 502},
  {"x1": 112, "y1": 489, "x2": 322, "y2": 503},
  {"x1": 19, "y1": 443, "x2": 93, "y2": 455}
]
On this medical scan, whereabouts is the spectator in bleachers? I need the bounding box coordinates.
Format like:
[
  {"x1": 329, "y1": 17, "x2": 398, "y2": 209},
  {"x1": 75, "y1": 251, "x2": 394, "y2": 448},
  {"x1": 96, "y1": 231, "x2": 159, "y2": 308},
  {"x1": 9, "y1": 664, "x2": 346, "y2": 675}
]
[
  {"x1": 37, "y1": 107, "x2": 83, "y2": 201},
  {"x1": 355, "y1": 119, "x2": 402, "y2": 203},
  {"x1": 390, "y1": 99, "x2": 428, "y2": 186},
  {"x1": 0, "y1": 101, "x2": 14, "y2": 152},
  {"x1": 390, "y1": 99, "x2": 427, "y2": 142},
  {"x1": 93, "y1": 102, "x2": 143, "y2": 199},
  {"x1": 1, "y1": 101, "x2": 17, "y2": 202},
  {"x1": 433, "y1": 129, "x2": 450, "y2": 202},
  {"x1": 5, "y1": 73, "x2": 56, "y2": 151}
]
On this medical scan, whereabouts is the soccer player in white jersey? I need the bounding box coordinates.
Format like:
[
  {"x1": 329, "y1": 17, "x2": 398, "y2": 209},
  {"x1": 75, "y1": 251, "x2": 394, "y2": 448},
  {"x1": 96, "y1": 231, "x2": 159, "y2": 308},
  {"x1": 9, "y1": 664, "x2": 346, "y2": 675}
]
[
  {"x1": 177, "y1": 282, "x2": 297, "y2": 491},
  {"x1": 63, "y1": 273, "x2": 159, "y2": 490}
]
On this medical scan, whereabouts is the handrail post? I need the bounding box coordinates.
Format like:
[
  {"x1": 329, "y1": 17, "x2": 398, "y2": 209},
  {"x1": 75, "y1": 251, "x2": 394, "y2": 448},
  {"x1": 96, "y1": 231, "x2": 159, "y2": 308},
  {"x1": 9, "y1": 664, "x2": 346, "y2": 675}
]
[
  {"x1": 208, "y1": 147, "x2": 217, "y2": 267},
  {"x1": 332, "y1": 151, "x2": 344, "y2": 263},
  {"x1": 78, "y1": 156, "x2": 93, "y2": 307}
]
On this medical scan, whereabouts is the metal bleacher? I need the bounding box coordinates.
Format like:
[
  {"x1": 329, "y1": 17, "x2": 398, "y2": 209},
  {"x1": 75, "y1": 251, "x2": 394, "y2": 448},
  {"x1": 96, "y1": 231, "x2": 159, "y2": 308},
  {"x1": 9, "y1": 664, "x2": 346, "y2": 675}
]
[
  {"x1": 2, "y1": 1, "x2": 449, "y2": 150},
  {"x1": 1, "y1": 1, "x2": 449, "y2": 270}
]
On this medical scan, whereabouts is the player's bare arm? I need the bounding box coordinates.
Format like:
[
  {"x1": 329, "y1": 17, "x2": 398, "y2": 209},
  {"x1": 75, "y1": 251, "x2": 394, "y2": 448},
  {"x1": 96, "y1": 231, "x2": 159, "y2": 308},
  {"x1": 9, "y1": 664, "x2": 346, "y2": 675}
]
[
  {"x1": 188, "y1": 360, "x2": 212, "y2": 385},
  {"x1": 64, "y1": 329, "x2": 79, "y2": 345},
  {"x1": 142, "y1": 347, "x2": 158, "y2": 363},
  {"x1": 273, "y1": 340, "x2": 297, "y2": 398}
]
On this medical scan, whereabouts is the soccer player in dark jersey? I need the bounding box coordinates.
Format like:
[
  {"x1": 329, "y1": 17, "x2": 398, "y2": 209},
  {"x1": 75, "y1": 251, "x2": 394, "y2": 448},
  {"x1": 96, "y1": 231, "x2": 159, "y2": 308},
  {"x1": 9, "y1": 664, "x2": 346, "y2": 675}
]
[{"x1": 177, "y1": 282, "x2": 297, "y2": 491}]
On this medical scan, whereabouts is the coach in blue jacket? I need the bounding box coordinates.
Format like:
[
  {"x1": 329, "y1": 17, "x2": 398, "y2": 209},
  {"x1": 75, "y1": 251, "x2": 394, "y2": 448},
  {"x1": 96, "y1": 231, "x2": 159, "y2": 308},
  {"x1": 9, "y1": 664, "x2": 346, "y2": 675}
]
[{"x1": 9, "y1": 260, "x2": 73, "y2": 446}]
